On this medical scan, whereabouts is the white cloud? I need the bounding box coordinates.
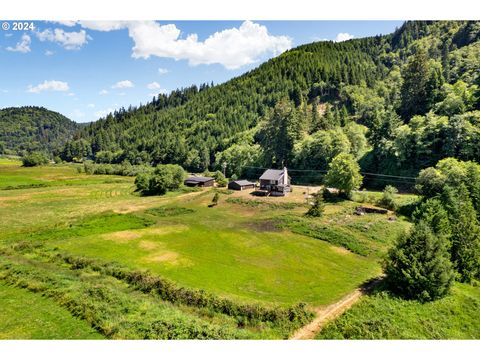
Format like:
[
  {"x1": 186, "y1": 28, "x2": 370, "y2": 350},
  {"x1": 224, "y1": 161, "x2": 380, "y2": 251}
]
[
  {"x1": 56, "y1": 21, "x2": 78, "y2": 27},
  {"x1": 129, "y1": 21, "x2": 291, "y2": 69},
  {"x1": 158, "y1": 67, "x2": 169, "y2": 75},
  {"x1": 27, "y1": 80, "x2": 69, "y2": 93},
  {"x1": 335, "y1": 33, "x2": 354, "y2": 42},
  {"x1": 36, "y1": 28, "x2": 90, "y2": 50},
  {"x1": 70, "y1": 20, "x2": 291, "y2": 70},
  {"x1": 112, "y1": 80, "x2": 134, "y2": 89},
  {"x1": 45, "y1": 50, "x2": 55, "y2": 56},
  {"x1": 78, "y1": 21, "x2": 128, "y2": 32},
  {"x1": 147, "y1": 81, "x2": 161, "y2": 90},
  {"x1": 95, "y1": 108, "x2": 115, "y2": 118},
  {"x1": 6, "y1": 34, "x2": 31, "y2": 53},
  {"x1": 87, "y1": 103, "x2": 95, "y2": 108},
  {"x1": 99, "y1": 89, "x2": 109, "y2": 95},
  {"x1": 67, "y1": 92, "x2": 75, "y2": 96}
]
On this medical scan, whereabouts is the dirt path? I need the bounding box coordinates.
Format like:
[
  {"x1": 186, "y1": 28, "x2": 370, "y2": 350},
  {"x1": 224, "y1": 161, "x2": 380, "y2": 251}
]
[{"x1": 290, "y1": 277, "x2": 382, "y2": 340}]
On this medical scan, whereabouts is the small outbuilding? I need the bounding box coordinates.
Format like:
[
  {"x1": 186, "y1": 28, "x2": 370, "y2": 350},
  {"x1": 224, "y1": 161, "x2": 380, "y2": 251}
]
[
  {"x1": 228, "y1": 180, "x2": 256, "y2": 191},
  {"x1": 184, "y1": 176, "x2": 215, "y2": 187}
]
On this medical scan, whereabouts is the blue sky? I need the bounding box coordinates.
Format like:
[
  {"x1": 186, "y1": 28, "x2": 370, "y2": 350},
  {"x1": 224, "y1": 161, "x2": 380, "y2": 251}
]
[{"x1": 0, "y1": 20, "x2": 403, "y2": 123}]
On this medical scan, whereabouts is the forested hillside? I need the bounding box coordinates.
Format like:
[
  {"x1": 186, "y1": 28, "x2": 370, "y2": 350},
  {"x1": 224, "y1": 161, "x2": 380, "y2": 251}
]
[
  {"x1": 0, "y1": 106, "x2": 79, "y2": 156},
  {"x1": 60, "y1": 21, "x2": 480, "y2": 183}
]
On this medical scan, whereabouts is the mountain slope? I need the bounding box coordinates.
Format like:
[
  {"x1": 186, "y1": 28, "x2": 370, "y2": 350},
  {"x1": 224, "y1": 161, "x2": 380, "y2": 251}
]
[
  {"x1": 61, "y1": 21, "x2": 480, "y2": 179},
  {"x1": 0, "y1": 106, "x2": 79, "y2": 156}
]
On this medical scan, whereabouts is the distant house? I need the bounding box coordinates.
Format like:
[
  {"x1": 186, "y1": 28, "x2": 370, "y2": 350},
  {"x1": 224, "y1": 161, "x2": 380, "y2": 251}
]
[
  {"x1": 259, "y1": 167, "x2": 291, "y2": 196},
  {"x1": 228, "y1": 180, "x2": 256, "y2": 191},
  {"x1": 184, "y1": 176, "x2": 215, "y2": 187}
]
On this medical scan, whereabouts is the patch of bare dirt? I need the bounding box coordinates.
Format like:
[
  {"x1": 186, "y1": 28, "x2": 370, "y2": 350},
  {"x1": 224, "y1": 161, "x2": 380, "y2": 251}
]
[
  {"x1": 139, "y1": 240, "x2": 159, "y2": 250},
  {"x1": 330, "y1": 245, "x2": 351, "y2": 255},
  {"x1": 245, "y1": 220, "x2": 281, "y2": 233},
  {"x1": 102, "y1": 230, "x2": 141, "y2": 243}
]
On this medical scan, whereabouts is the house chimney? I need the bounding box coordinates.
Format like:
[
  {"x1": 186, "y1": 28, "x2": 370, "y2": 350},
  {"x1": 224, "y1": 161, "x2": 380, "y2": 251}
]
[{"x1": 283, "y1": 167, "x2": 288, "y2": 185}]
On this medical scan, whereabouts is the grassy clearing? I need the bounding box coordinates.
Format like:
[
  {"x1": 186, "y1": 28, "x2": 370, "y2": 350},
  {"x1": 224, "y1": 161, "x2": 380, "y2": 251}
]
[
  {"x1": 0, "y1": 282, "x2": 103, "y2": 339},
  {"x1": 0, "y1": 161, "x2": 417, "y2": 338},
  {"x1": 279, "y1": 211, "x2": 411, "y2": 257},
  {"x1": 316, "y1": 283, "x2": 480, "y2": 339},
  {"x1": 40, "y1": 192, "x2": 381, "y2": 306}
]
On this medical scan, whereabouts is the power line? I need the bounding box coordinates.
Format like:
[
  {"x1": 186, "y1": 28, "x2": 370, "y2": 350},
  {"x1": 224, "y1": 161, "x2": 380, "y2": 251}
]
[{"x1": 239, "y1": 165, "x2": 418, "y2": 181}]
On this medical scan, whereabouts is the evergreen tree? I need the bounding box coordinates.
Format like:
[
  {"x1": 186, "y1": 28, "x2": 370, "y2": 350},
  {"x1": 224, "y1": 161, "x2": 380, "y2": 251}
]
[
  {"x1": 384, "y1": 221, "x2": 455, "y2": 302},
  {"x1": 258, "y1": 99, "x2": 302, "y2": 167},
  {"x1": 401, "y1": 48, "x2": 432, "y2": 120},
  {"x1": 442, "y1": 185, "x2": 480, "y2": 282},
  {"x1": 412, "y1": 198, "x2": 451, "y2": 238}
]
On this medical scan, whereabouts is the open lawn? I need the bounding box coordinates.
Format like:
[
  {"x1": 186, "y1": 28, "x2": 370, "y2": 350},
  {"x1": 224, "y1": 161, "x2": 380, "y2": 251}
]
[{"x1": 1, "y1": 158, "x2": 442, "y2": 339}]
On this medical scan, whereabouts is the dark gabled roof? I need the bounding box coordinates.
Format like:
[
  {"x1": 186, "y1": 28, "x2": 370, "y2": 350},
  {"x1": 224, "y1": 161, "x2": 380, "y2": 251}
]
[
  {"x1": 185, "y1": 176, "x2": 214, "y2": 183},
  {"x1": 259, "y1": 169, "x2": 284, "y2": 181},
  {"x1": 229, "y1": 180, "x2": 255, "y2": 186}
]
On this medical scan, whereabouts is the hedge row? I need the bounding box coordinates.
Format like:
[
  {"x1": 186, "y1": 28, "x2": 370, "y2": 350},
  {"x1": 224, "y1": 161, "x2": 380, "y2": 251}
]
[
  {"x1": 0, "y1": 257, "x2": 246, "y2": 339},
  {"x1": 226, "y1": 197, "x2": 305, "y2": 209},
  {"x1": 56, "y1": 252, "x2": 313, "y2": 328}
]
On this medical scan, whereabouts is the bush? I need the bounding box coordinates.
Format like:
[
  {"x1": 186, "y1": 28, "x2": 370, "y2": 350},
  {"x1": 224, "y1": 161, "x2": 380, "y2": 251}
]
[
  {"x1": 135, "y1": 164, "x2": 185, "y2": 195},
  {"x1": 204, "y1": 170, "x2": 227, "y2": 187},
  {"x1": 83, "y1": 161, "x2": 152, "y2": 177},
  {"x1": 384, "y1": 221, "x2": 455, "y2": 302},
  {"x1": 378, "y1": 185, "x2": 398, "y2": 210},
  {"x1": 21, "y1": 152, "x2": 49, "y2": 167},
  {"x1": 305, "y1": 191, "x2": 325, "y2": 217}
]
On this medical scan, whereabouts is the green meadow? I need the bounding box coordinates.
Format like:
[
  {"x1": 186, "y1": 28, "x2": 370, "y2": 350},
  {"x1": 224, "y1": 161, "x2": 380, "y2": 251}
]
[
  {"x1": 1, "y1": 158, "x2": 477, "y2": 339},
  {"x1": 0, "y1": 283, "x2": 103, "y2": 340},
  {"x1": 316, "y1": 283, "x2": 480, "y2": 339}
]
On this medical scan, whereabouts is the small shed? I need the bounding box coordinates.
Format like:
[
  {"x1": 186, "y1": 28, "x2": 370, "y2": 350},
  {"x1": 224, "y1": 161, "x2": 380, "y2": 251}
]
[
  {"x1": 184, "y1": 176, "x2": 215, "y2": 187},
  {"x1": 228, "y1": 180, "x2": 256, "y2": 191}
]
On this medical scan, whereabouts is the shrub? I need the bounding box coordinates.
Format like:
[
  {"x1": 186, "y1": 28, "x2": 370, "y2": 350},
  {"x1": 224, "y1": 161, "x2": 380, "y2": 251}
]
[
  {"x1": 384, "y1": 221, "x2": 455, "y2": 302},
  {"x1": 135, "y1": 164, "x2": 185, "y2": 195},
  {"x1": 21, "y1": 152, "x2": 49, "y2": 167},
  {"x1": 204, "y1": 170, "x2": 227, "y2": 187},
  {"x1": 378, "y1": 185, "x2": 398, "y2": 210},
  {"x1": 305, "y1": 191, "x2": 325, "y2": 217}
]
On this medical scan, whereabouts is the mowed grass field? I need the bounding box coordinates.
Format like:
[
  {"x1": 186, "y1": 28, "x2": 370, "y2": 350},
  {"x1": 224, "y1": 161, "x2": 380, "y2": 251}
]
[{"x1": 5, "y1": 158, "x2": 474, "y2": 339}]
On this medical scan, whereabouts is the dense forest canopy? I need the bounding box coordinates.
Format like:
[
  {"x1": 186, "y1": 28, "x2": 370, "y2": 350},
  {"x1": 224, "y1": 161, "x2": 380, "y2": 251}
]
[
  {"x1": 2, "y1": 21, "x2": 479, "y2": 186},
  {"x1": 0, "y1": 106, "x2": 79, "y2": 156}
]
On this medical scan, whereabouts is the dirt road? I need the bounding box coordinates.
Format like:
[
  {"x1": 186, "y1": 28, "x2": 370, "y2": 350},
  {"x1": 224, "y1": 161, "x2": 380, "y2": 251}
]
[{"x1": 290, "y1": 278, "x2": 382, "y2": 340}]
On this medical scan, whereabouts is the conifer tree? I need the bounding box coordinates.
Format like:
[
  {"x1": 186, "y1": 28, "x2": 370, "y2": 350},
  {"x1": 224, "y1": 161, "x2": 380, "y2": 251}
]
[{"x1": 384, "y1": 221, "x2": 455, "y2": 301}]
